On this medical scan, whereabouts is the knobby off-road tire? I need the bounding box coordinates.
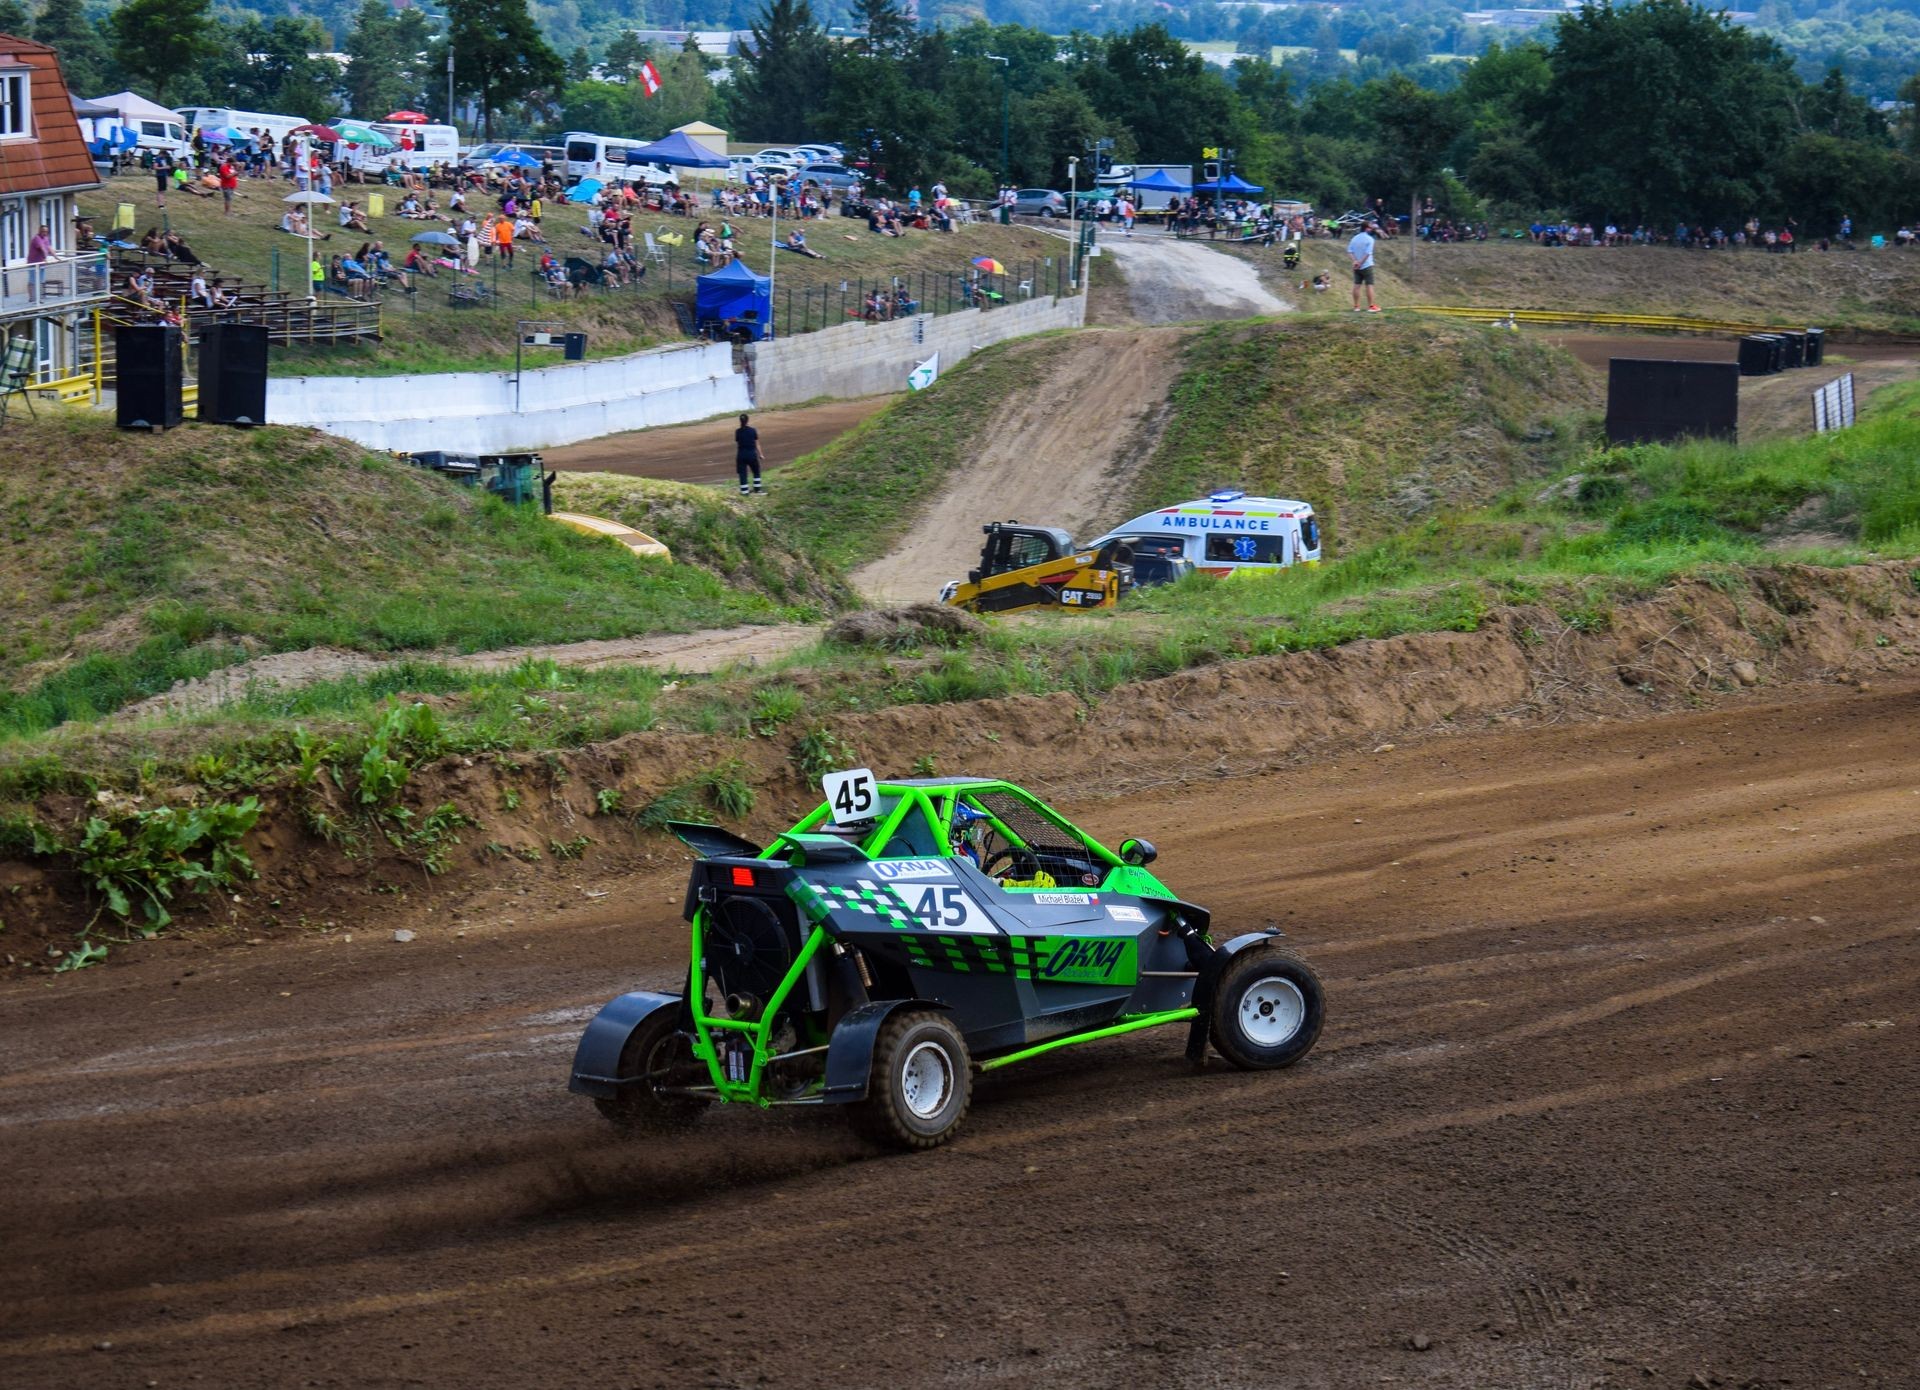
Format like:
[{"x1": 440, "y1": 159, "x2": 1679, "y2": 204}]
[
  {"x1": 594, "y1": 1008, "x2": 710, "y2": 1133},
  {"x1": 1209, "y1": 945, "x2": 1325, "y2": 1071},
  {"x1": 856, "y1": 1011, "x2": 973, "y2": 1150}
]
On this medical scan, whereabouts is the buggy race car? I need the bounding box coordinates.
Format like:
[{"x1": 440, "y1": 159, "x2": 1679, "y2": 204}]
[{"x1": 569, "y1": 770, "x2": 1324, "y2": 1149}]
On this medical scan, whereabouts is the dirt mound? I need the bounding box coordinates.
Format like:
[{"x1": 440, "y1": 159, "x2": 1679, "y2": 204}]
[
  {"x1": 826, "y1": 602, "x2": 985, "y2": 648},
  {"x1": 6, "y1": 560, "x2": 1917, "y2": 948},
  {"x1": 850, "y1": 327, "x2": 1190, "y2": 603}
]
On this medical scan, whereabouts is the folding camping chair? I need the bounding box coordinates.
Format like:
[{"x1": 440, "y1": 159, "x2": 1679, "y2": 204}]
[
  {"x1": 643, "y1": 231, "x2": 668, "y2": 268},
  {"x1": 0, "y1": 333, "x2": 36, "y2": 424}
]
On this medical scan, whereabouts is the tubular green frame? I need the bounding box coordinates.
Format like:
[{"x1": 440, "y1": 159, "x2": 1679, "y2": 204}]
[{"x1": 684, "y1": 779, "x2": 1185, "y2": 1105}]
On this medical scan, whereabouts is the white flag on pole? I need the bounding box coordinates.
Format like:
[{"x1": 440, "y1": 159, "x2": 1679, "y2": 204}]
[{"x1": 907, "y1": 353, "x2": 939, "y2": 391}]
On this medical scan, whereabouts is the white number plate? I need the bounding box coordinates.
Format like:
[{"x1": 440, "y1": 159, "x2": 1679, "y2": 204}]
[
  {"x1": 901, "y1": 882, "x2": 999, "y2": 935},
  {"x1": 822, "y1": 767, "x2": 878, "y2": 828}
]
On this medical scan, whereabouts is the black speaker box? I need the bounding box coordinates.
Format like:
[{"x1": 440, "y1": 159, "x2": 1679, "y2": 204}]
[
  {"x1": 1605, "y1": 358, "x2": 1740, "y2": 446},
  {"x1": 1738, "y1": 336, "x2": 1780, "y2": 377},
  {"x1": 1804, "y1": 327, "x2": 1825, "y2": 366},
  {"x1": 115, "y1": 325, "x2": 183, "y2": 430},
  {"x1": 197, "y1": 323, "x2": 269, "y2": 425}
]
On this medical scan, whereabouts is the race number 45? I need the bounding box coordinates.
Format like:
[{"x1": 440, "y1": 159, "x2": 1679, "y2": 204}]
[
  {"x1": 905, "y1": 883, "x2": 997, "y2": 934},
  {"x1": 822, "y1": 767, "x2": 878, "y2": 828}
]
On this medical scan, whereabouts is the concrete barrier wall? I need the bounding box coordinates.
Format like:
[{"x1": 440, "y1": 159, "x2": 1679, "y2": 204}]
[
  {"x1": 266, "y1": 341, "x2": 749, "y2": 452},
  {"x1": 745, "y1": 293, "x2": 1087, "y2": 407}
]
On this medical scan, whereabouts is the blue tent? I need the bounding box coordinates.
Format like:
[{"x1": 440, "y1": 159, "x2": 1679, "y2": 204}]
[
  {"x1": 1191, "y1": 173, "x2": 1264, "y2": 195},
  {"x1": 1129, "y1": 168, "x2": 1190, "y2": 192},
  {"x1": 565, "y1": 178, "x2": 602, "y2": 204},
  {"x1": 624, "y1": 130, "x2": 729, "y2": 169},
  {"x1": 492, "y1": 149, "x2": 541, "y2": 168},
  {"x1": 695, "y1": 259, "x2": 772, "y2": 341}
]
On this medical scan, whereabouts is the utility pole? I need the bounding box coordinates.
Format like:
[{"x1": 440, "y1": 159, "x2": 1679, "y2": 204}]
[
  {"x1": 1066, "y1": 155, "x2": 1078, "y2": 286},
  {"x1": 985, "y1": 54, "x2": 1009, "y2": 185},
  {"x1": 446, "y1": 49, "x2": 455, "y2": 133}
]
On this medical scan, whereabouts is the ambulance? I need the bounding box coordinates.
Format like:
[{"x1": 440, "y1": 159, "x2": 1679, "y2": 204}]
[{"x1": 1085, "y1": 490, "x2": 1322, "y2": 576}]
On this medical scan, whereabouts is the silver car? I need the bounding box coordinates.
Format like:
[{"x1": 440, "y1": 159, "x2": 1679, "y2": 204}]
[{"x1": 1012, "y1": 188, "x2": 1067, "y2": 217}]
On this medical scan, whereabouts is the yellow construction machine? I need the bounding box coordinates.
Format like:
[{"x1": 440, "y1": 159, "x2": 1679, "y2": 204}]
[{"x1": 939, "y1": 522, "x2": 1190, "y2": 615}]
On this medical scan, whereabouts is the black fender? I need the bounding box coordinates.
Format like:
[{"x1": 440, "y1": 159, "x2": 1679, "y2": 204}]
[
  {"x1": 1186, "y1": 929, "x2": 1284, "y2": 1065},
  {"x1": 821, "y1": 998, "x2": 951, "y2": 1104},
  {"x1": 568, "y1": 990, "x2": 683, "y2": 1099}
]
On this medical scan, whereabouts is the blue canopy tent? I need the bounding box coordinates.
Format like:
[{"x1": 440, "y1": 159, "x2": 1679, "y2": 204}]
[
  {"x1": 491, "y1": 149, "x2": 541, "y2": 168},
  {"x1": 565, "y1": 178, "x2": 603, "y2": 204},
  {"x1": 1191, "y1": 174, "x2": 1264, "y2": 196},
  {"x1": 1128, "y1": 169, "x2": 1191, "y2": 193},
  {"x1": 624, "y1": 130, "x2": 729, "y2": 169},
  {"x1": 695, "y1": 259, "x2": 772, "y2": 341}
]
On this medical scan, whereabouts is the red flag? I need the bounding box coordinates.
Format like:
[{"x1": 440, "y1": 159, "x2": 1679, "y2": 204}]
[{"x1": 639, "y1": 60, "x2": 662, "y2": 97}]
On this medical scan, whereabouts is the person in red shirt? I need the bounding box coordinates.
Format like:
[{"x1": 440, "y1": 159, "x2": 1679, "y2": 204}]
[{"x1": 218, "y1": 159, "x2": 239, "y2": 217}]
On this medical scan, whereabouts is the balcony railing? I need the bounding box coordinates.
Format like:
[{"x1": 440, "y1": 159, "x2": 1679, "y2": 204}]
[{"x1": 0, "y1": 250, "x2": 111, "y2": 317}]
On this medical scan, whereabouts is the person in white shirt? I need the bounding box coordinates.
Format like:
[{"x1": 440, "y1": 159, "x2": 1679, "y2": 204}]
[
  {"x1": 1117, "y1": 196, "x2": 1135, "y2": 233},
  {"x1": 1348, "y1": 222, "x2": 1380, "y2": 313}
]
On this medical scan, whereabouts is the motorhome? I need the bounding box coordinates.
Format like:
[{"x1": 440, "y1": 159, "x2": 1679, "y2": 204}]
[
  {"x1": 174, "y1": 106, "x2": 311, "y2": 146},
  {"x1": 370, "y1": 122, "x2": 458, "y2": 170}
]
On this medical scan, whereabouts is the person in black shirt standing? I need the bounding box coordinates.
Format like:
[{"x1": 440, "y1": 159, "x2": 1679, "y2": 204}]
[{"x1": 734, "y1": 413, "x2": 765, "y2": 495}]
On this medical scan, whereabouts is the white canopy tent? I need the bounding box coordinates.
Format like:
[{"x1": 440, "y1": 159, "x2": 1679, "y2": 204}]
[{"x1": 88, "y1": 91, "x2": 183, "y2": 125}]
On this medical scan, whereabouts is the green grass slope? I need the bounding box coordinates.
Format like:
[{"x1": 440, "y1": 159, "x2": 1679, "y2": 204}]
[
  {"x1": 1135, "y1": 317, "x2": 1599, "y2": 553},
  {"x1": 0, "y1": 414, "x2": 838, "y2": 738},
  {"x1": 764, "y1": 334, "x2": 1077, "y2": 571}
]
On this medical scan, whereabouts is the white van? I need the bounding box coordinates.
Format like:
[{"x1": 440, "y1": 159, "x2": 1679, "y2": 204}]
[
  {"x1": 175, "y1": 106, "x2": 311, "y2": 146},
  {"x1": 1086, "y1": 489, "x2": 1323, "y2": 576},
  {"x1": 563, "y1": 130, "x2": 663, "y2": 181},
  {"x1": 370, "y1": 122, "x2": 458, "y2": 170}
]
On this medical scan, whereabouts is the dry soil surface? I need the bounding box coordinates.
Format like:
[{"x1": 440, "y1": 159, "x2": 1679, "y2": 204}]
[
  {"x1": 5, "y1": 676, "x2": 1919, "y2": 1389},
  {"x1": 542, "y1": 397, "x2": 892, "y2": 485},
  {"x1": 852, "y1": 327, "x2": 1189, "y2": 603},
  {"x1": 1094, "y1": 231, "x2": 1293, "y2": 324}
]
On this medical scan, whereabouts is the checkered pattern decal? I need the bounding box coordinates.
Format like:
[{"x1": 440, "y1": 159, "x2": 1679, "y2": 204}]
[
  {"x1": 904, "y1": 934, "x2": 1014, "y2": 975},
  {"x1": 816, "y1": 882, "x2": 917, "y2": 929}
]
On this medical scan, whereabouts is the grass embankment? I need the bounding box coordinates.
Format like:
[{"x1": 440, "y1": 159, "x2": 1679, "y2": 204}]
[
  {"x1": 84, "y1": 173, "x2": 1066, "y2": 376},
  {"x1": 9, "y1": 321, "x2": 1918, "y2": 810},
  {"x1": 1218, "y1": 234, "x2": 1920, "y2": 334},
  {"x1": 0, "y1": 414, "x2": 839, "y2": 741},
  {"x1": 1131, "y1": 318, "x2": 1597, "y2": 551}
]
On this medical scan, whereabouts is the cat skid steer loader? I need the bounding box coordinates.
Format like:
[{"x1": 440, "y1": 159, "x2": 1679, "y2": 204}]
[{"x1": 939, "y1": 522, "x2": 1189, "y2": 616}]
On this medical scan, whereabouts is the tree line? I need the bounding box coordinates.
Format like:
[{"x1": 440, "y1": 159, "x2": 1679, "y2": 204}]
[{"x1": 14, "y1": 0, "x2": 1919, "y2": 230}]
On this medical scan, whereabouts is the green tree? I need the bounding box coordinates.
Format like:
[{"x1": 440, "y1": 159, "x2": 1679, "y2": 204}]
[
  {"x1": 639, "y1": 42, "x2": 719, "y2": 136},
  {"x1": 1901, "y1": 73, "x2": 1920, "y2": 156},
  {"x1": 1537, "y1": 0, "x2": 1797, "y2": 223},
  {"x1": 566, "y1": 46, "x2": 594, "y2": 84},
  {"x1": 110, "y1": 0, "x2": 215, "y2": 104},
  {"x1": 604, "y1": 30, "x2": 649, "y2": 82},
  {"x1": 1365, "y1": 73, "x2": 1463, "y2": 223},
  {"x1": 33, "y1": 0, "x2": 111, "y2": 96},
  {"x1": 559, "y1": 79, "x2": 630, "y2": 135},
  {"x1": 447, "y1": 0, "x2": 564, "y2": 139},
  {"x1": 0, "y1": 1, "x2": 29, "y2": 37},
  {"x1": 853, "y1": 0, "x2": 914, "y2": 59},
  {"x1": 732, "y1": 0, "x2": 832, "y2": 141},
  {"x1": 343, "y1": 0, "x2": 438, "y2": 121}
]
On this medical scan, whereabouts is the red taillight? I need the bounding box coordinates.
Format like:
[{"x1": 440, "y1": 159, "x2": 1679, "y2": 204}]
[{"x1": 731, "y1": 866, "x2": 756, "y2": 887}]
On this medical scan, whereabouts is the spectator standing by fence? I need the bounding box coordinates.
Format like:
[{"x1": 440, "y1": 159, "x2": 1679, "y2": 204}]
[{"x1": 1349, "y1": 221, "x2": 1381, "y2": 313}]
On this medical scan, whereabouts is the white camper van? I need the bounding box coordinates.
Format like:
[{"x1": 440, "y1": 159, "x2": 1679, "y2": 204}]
[
  {"x1": 175, "y1": 106, "x2": 312, "y2": 146},
  {"x1": 1086, "y1": 489, "x2": 1323, "y2": 576},
  {"x1": 371, "y1": 122, "x2": 459, "y2": 170}
]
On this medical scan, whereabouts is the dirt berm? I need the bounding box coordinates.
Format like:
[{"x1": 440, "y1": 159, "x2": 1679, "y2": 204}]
[{"x1": 5, "y1": 561, "x2": 1917, "y2": 945}]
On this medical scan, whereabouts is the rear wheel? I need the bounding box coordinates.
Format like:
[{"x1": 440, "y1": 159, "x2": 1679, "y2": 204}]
[
  {"x1": 1209, "y1": 946, "x2": 1325, "y2": 1071},
  {"x1": 856, "y1": 1011, "x2": 972, "y2": 1150},
  {"x1": 594, "y1": 1008, "x2": 709, "y2": 1133}
]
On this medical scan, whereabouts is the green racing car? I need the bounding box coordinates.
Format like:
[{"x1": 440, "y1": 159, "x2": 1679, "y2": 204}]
[{"x1": 569, "y1": 769, "x2": 1325, "y2": 1149}]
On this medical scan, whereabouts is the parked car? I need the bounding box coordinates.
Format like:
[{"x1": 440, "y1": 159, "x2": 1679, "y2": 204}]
[
  {"x1": 794, "y1": 143, "x2": 845, "y2": 164},
  {"x1": 1012, "y1": 188, "x2": 1068, "y2": 218},
  {"x1": 753, "y1": 147, "x2": 805, "y2": 167},
  {"x1": 789, "y1": 161, "x2": 864, "y2": 190}
]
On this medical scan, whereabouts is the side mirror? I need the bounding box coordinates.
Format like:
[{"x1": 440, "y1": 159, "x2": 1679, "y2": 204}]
[{"x1": 1119, "y1": 837, "x2": 1157, "y2": 867}]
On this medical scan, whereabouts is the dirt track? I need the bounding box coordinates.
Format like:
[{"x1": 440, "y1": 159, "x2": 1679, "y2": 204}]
[
  {"x1": 543, "y1": 397, "x2": 892, "y2": 484},
  {"x1": 853, "y1": 328, "x2": 1188, "y2": 602},
  {"x1": 5, "y1": 676, "x2": 1919, "y2": 1388}
]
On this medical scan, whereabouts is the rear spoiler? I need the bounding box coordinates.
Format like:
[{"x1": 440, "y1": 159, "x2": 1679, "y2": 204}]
[{"x1": 666, "y1": 821, "x2": 763, "y2": 859}]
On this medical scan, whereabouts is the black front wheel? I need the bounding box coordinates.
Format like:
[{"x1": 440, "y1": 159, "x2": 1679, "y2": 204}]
[
  {"x1": 595, "y1": 1008, "x2": 709, "y2": 1133},
  {"x1": 856, "y1": 1011, "x2": 972, "y2": 1150},
  {"x1": 1209, "y1": 945, "x2": 1325, "y2": 1071}
]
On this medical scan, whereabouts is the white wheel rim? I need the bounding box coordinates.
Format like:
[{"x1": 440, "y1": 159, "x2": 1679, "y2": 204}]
[
  {"x1": 900, "y1": 1040, "x2": 953, "y2": 1120},
  {"x1": 1239, "y1": 977, "x2": 1306, "y2": 1047}
]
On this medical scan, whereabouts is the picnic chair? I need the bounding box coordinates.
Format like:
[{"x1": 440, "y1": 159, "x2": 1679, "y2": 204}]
[
  {"x1": 0, "y1": 334, "x2": 35, "y2": 424},
  {"x1": 448, "y1": 279, "x2": 493, "y2": 308},
  {"x1": 643, "y1": 231, "x2": 668, "y2": 268}
]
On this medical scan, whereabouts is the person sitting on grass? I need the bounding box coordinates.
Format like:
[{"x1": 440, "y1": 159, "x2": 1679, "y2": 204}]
[
  {"x1": 339, "y1": 200, "x2": 371, "y2": 234},
  {"x1": 600, "y1": 244, "x2": 626, "y2": 287},
  {"x1": 404, "y1": 243, "x2": 440, "y2": 279},
  {"x1": 783, "y1": 227, "x2": 823, "y2": 259}
]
